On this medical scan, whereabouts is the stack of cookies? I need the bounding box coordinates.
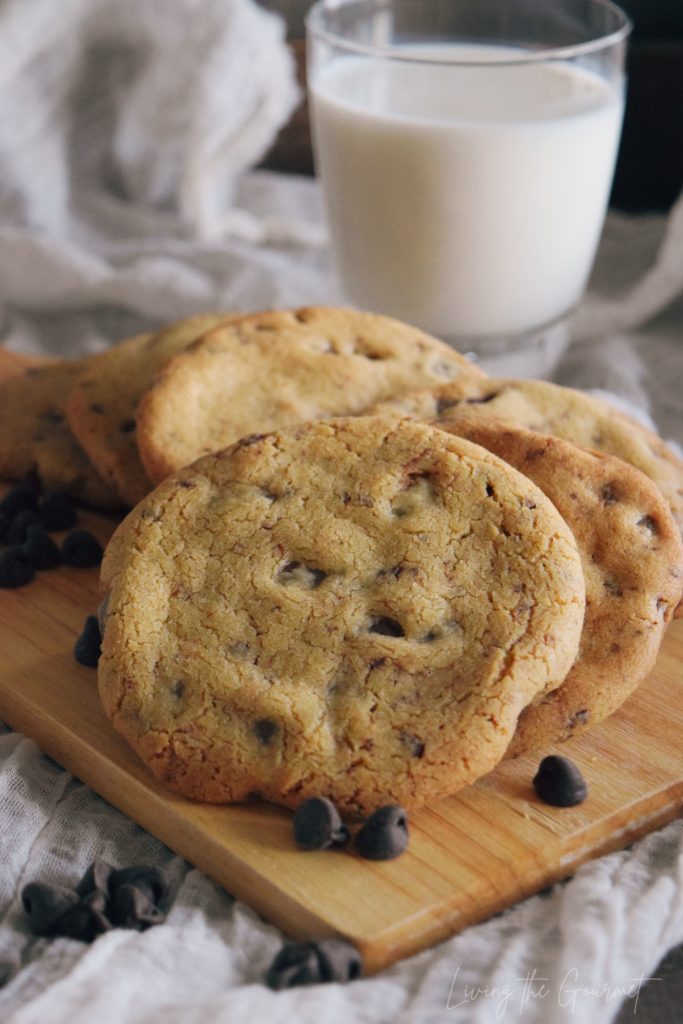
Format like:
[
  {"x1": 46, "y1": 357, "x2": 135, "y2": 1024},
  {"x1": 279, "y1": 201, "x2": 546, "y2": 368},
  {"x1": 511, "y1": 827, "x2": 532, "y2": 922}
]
[{"x1": 2, "y1": 307, "x2": 682, "y2": 815}]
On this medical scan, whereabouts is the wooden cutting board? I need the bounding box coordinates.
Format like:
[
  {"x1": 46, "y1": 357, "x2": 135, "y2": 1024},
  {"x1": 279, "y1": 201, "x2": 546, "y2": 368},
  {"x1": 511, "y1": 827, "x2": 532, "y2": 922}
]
[{"x1": 1, "y1": 502, "x2": 683, "y2": 976}]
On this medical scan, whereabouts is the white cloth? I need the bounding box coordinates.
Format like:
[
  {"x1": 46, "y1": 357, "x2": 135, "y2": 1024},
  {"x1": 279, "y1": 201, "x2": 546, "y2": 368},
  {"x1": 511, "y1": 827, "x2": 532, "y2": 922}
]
[
  {"x1": 0, "y1": 0, "x2": 298, "y2": 241},
  {"x1": 1, "y1": 0, "x2": 683, "y2": 1018}
]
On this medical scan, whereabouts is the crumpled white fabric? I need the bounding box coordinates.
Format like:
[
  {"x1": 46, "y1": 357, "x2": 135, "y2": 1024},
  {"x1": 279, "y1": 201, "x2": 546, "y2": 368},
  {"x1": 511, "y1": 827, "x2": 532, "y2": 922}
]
[
  {"x1": 1, "y1": 0, "x2": 683, "y2": 1016},
  {"x1": 0, "y1": 0, "x2": 298, "y2": 241}
]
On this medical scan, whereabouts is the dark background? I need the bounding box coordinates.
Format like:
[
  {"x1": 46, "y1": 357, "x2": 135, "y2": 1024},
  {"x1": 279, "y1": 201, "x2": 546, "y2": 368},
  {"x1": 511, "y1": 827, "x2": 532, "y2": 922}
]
[{"x1": 258, "y1": 0, "x2": 683, "y2": 212}]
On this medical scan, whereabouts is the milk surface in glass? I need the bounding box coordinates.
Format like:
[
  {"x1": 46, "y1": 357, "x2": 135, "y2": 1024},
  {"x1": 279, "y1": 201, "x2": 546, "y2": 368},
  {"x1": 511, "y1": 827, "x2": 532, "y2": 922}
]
[{"x1": 310, "y1": 47, "x2": 624, "y2": 339}]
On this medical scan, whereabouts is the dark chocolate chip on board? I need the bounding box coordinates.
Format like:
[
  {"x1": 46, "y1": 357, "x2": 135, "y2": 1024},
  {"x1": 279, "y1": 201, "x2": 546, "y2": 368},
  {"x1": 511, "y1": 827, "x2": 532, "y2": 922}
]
[
  {"x1": 354, "y1": 805, "x2": 409, "y2": 861},
  {"x1": 533, "y1": 755, "x2": 588, "y2": 807},
  {"x1": 74, "y1": 615, "x2": 102, "y2": 668},
  {"x1": 62, "y1": 530, "x2": 103, "y2": 568},
  {"x1": 293, "y1": 797, "x2": 350, "y2": 851},
  {"x1": 38, "y1": 490, "x2": 78, "y2": 531},
  {"x1": 6, "y1": 509, "x2": 42, "y2": 545},
  {"x1": 23, "y1": 524, "x2": 62, "y2": 570},
  {"x1": 0, "y1": 546, "x2": 34, "y2": 588},
  {"x1": 0, "y1": 484, "x2": 38, "y2": 521}
]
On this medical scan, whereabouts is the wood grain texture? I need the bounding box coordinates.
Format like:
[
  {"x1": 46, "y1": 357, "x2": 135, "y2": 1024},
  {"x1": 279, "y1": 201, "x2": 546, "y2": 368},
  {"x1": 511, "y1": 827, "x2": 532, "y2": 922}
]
[{"x1": 1, "y1": 507, "x2": 683, "y2": 974}]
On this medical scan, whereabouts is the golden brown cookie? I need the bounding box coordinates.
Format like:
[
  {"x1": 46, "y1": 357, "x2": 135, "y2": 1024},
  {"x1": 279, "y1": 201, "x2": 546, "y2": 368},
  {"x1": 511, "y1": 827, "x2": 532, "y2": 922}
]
[
  {"x1": 0, "y1": 360, "x2": 120, "y2": 509},
  {"x1": 66, "y1": 316, "x2": 231, "y2": 508},
  {"x1": 135, "y1": 306, "x2": 487, "y2": 485},
  {"x1": 431, "y1": 412, "x2": 683, "y2": 754},
  {"x1": 99, "y1": 416, "x2": 585, "y2": 815},
  {"x1": 370, "y1": 377, "x2": 683, "y2": 531}
]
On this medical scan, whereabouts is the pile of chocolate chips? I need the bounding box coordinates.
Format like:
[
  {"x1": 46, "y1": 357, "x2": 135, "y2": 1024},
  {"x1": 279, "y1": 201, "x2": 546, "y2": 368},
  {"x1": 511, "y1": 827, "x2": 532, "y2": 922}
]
[
  {"x1": 0, "y1": 484, "x2": 103, "y2": 589},
  {"x1": 21, "y1": 860, "x2": 170, "y2": 942},
  {"x1": 293, "y1": 797, "x2": 409, "y2": 861}
]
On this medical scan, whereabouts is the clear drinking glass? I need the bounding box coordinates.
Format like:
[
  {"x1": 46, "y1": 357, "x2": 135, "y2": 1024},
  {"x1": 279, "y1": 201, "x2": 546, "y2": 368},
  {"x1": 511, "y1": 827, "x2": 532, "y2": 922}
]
[{"x1": 306, "y1": 0, "x2": 632, "y2": 376}]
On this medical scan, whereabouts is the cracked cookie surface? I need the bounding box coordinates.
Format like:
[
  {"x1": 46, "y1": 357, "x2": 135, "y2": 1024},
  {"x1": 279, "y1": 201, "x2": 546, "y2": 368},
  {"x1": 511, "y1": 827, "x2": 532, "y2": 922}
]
[
  {"x1": 369, "y1": 377, "x2": 683, "y2": 532},
  {"x1": 99, "y1": 416, "x2": 585, "y2": 814},
  {"x1": 66, "y1": 316, "x2": 231, "y2": 508},
  {"x1": 432, "y1": 413, "x2": 683, "y2": 754},
  {"x1": 0, "y1": 360, "x2": 120, "y2": 509},
  {"x1": 135, "y1": 306, "x2": 487, "y2": 485}
]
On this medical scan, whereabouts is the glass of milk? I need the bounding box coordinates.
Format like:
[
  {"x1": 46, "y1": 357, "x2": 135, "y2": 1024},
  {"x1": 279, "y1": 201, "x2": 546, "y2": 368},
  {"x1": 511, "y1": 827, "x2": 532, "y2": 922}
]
[{"x1": 306, "y1": 0, "x2": 631, "y2": 376}]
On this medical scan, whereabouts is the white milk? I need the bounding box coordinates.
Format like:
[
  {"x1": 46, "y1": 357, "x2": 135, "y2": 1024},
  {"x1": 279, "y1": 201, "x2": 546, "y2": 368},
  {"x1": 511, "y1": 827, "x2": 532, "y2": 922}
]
[{"x1": 310, "y1": 49, "x2": 624, "y2": 339}]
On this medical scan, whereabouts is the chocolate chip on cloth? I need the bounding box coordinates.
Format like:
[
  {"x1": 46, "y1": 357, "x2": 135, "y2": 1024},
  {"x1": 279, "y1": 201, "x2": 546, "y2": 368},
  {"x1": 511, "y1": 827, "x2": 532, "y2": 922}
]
[
  {"x1": 21, "y1": 883, "x2": 79, "y2": 936},
  {"x1": 0, "y1": 546, "x2": 34, "y2": 588},
  {"x1": 533, "y1": 755, "x2": 588, "y2": 807},
  {"x1": 57, "y1": 890, "x2": 112, "y2": 943},
  {"x1": 99, "y1": 415, "x2": 585, "y2": 815},
  {"x1": 108, "y1": 883, "x2": 165, "y2": 930},
  {"x1": 266, "y1": 938, "x2": 362, "y2": 989},
  {"x1": 62, "y1": 530, "x2": 103, "y2": 568},
  {"x1": 74, "y1": 615, "x2": 102, "y2": 667},
  {"x1": 75, "y1": 857, "x2": 113, "y2": 897},
  {"x1": 293, "y1": 797, "x2": 350, "y2": 851},
  {"x1": 23, "y1": 524, "x2": 62, "y2": 570},
  {"x1": 355, "y1": 805, "x2": 409, "y2": 861}
]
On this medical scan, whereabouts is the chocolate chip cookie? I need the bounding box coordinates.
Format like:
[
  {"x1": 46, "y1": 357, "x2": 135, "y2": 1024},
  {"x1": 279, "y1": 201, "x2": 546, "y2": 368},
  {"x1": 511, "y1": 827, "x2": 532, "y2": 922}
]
[
  {"x1": 432, "y1": 412, "x2": 683, "y2": 754},
  {"x1": 0, "y1": 360, "x2": 120, "y2": 509},
  {"x1": 135, "y1": 307, "x2": 487, "y2": 485},
  {"x1": 370, "y1": 377, "x2": 683, "y2": 531},
  {"x1": 99, "y1": 415, "x2": 585, "y2": 815},
  {"x1": 66, "y1": 316, "x2": 231, "y2": 507}
]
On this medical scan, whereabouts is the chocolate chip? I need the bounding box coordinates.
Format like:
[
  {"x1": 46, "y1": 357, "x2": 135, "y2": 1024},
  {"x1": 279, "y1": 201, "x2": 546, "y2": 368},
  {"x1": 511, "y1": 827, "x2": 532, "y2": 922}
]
[
  {"x1": 533, "y1": 755, "x2": 588, "y2": 807},
  {"x1": 355, "y1": 805, "x2": 409, "y2": 861},
  {"x1": 266, "y1": 941, "x2": 321, "y2": 989},
  {"x1": 0, "y1": 484, "x2": 38, "y2": 520},
  {"x1": 42, "y1": 409, "x2": 64, "y2": 425},
  {"x1": 75, "y1": 858, "x2": 113, "y2": 897},
  {"x1": 57, "y1": 890, "x2": 112, "y2": 942},
  {"x1": 90, "y1": 403, "x2": 105, "y2": 414},
  {"x1": 253, "y1": 718, "x2": 278, "y2": 745},
  {"x1": 62, "y1": 530, "x2": 103, "y2": 568},
  {"x1": 638, "y1": 514, "x2": 658, "y2": 535},
  {"x1": 278, "y1": 561, "x2": 327, "y2": 588},
  {"x1": 110, "y1": 866, "x2": 170, "y2": 905},
  {"x1": 293, "y1": 797, "x2": 350, "y2": 851},
  {"x1": 399, "y1": 733, "x2": 425, "y2": 758},
  {"x1": 74, "y1": 615, "x2": 101, "y2": 667},
  {"x1": 108, "y1": 884, "x2": 165, "y2": 930},
  {"x1": 23, "y1": 524, "x2": 62, "y2": 569},
  {"x1": 315, "y1": 938, "x2": 363, "y2": 983},
  {"x1": 38, "y1": 490, "x2": 77, "y2": 531},
  {"x1": 265, "y1": 938, "x2": 362, "y2": 989},
  {"x1": 22, "y1": 882, "x2": 79, "y2": 935},
  {"x1": 6, "y1": 509, "x2": 42, "y2": 544},
  {"x1": 119, "y1": 419, "x2": 136, "y2": 434},
  {"x1": 600, "y1": 483, "x2": 619, "y2": 505},
  {"x1": 368, "y1": 617, "x2": 404, "y2": 638},
  {"x1": 0, "y1": 546, "x2": 34, "y2": 588}
]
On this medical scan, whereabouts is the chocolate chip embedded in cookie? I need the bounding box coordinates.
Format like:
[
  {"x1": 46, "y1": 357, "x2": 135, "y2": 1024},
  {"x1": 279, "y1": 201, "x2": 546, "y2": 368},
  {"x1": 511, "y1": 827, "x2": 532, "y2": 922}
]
[
  {"x1": 65, "y1": 316, "x2": 231, "y2": 508},
  {"x1": 135, "y1": 306, "x2": 487, "y2": 485},
  {"x1": 99, "y1": 415, "x2": 585, "y2": 815},
  {"x1": 432, "y1": 412, "x2": 683, "y2": 754}
]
